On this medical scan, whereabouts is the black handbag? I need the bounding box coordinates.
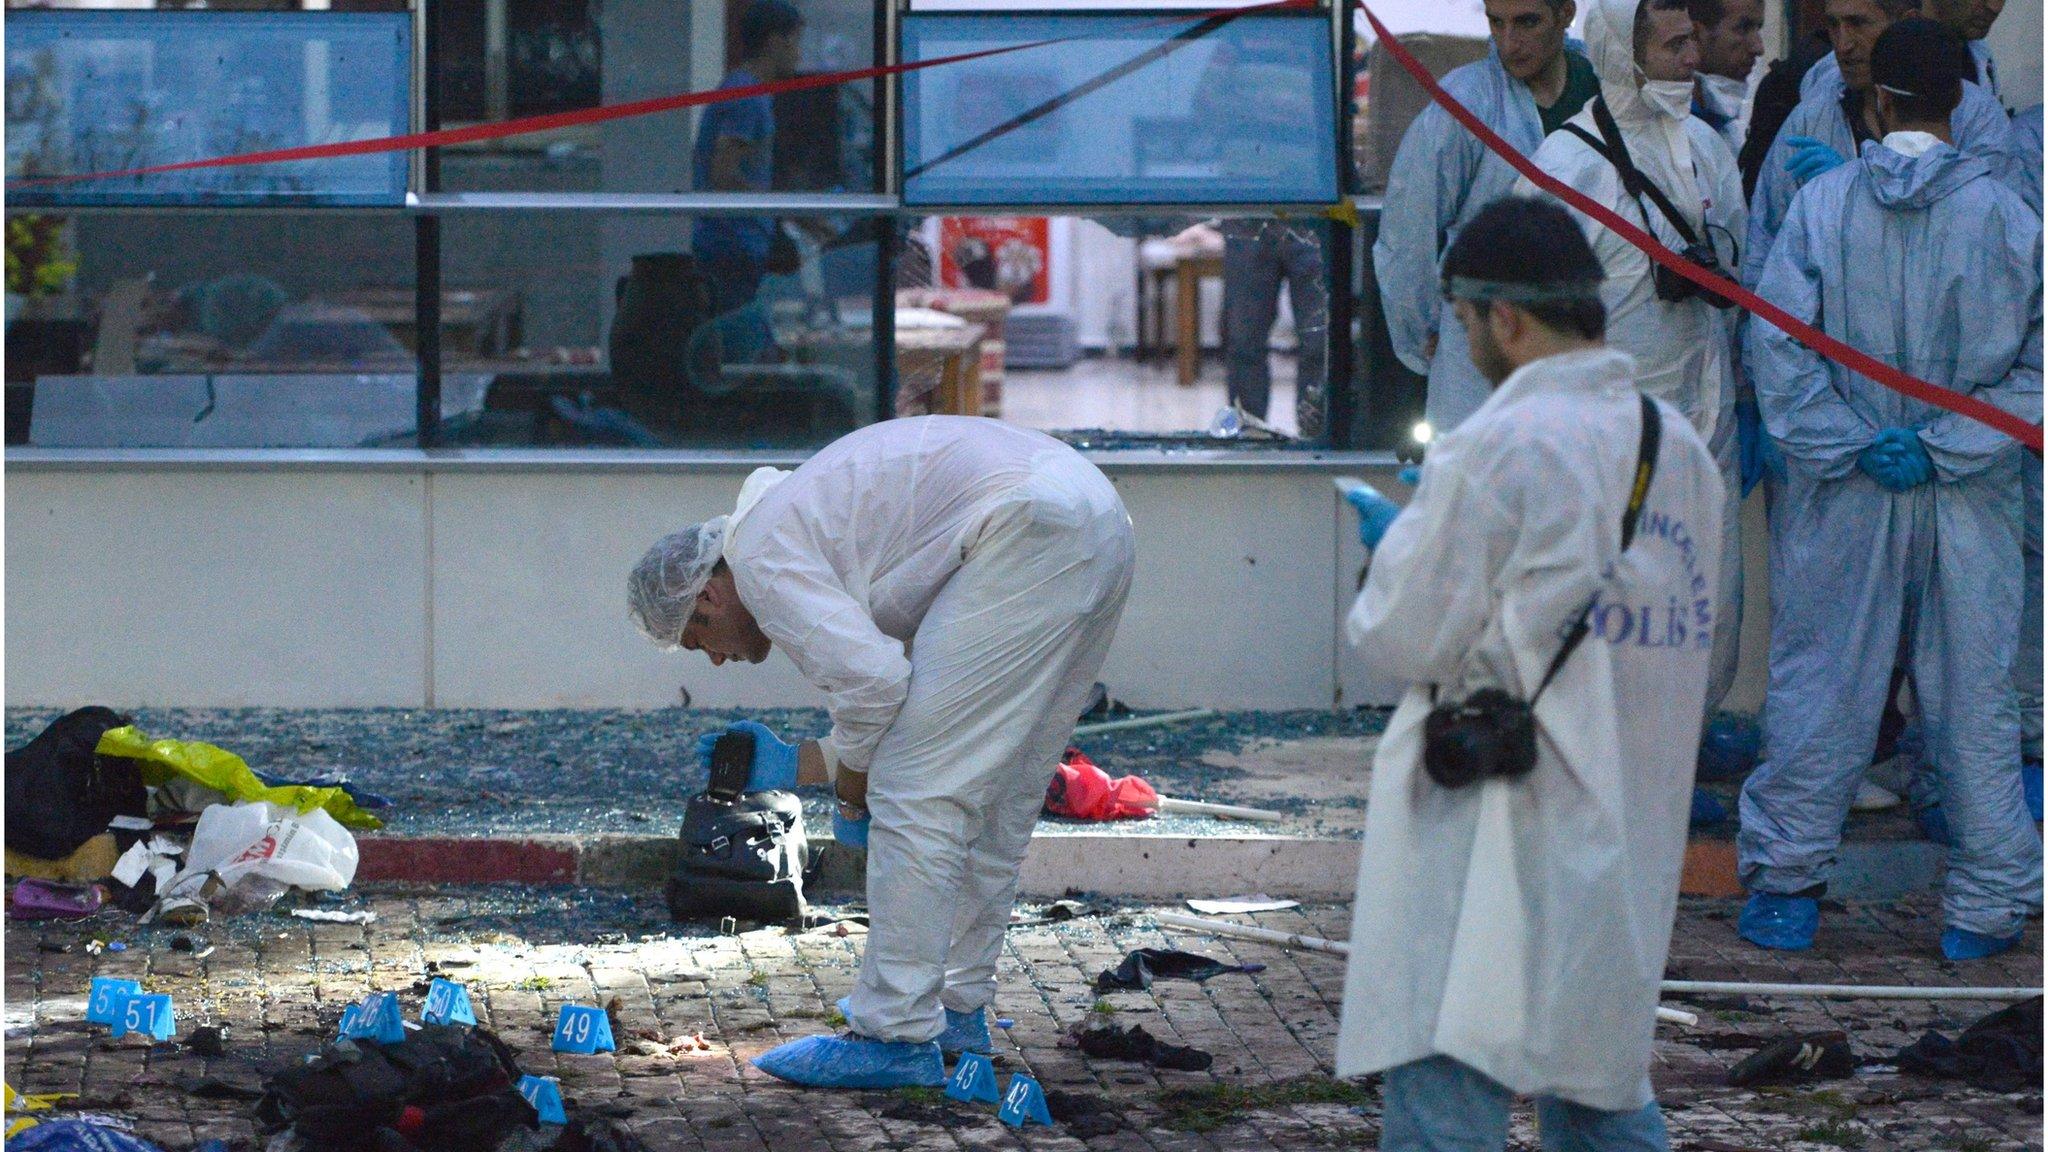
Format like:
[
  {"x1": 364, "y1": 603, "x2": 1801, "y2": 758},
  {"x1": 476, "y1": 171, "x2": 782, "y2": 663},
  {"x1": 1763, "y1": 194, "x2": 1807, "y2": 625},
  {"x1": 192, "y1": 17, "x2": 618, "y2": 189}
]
[{"x1": 1423, "y1": 393, "x2": 1662, "y2": 789}]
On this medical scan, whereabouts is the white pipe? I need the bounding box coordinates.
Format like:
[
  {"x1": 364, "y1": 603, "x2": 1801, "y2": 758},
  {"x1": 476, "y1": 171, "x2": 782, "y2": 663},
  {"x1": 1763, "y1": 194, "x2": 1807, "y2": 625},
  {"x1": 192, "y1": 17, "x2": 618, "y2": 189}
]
[
  {"x1": 1151, "y1": 796, "x2": 1287, "y2": 823},
  {"x1": 1155, "y1": 914, "x2": 2043, "y2": 1004},
  {"x1": 1660, "y1": 980, "x2": 2042, "y2": 1002},
  {"x1": 1072, "y1": 709, "x2": 1218, "y2": 739},
  {"x1": 1151, "y1": 915, "x2": 1697, "y2": 1025},
  {"x1": 1155, "y1": 913, "x2": 1344, "y2": 954}
]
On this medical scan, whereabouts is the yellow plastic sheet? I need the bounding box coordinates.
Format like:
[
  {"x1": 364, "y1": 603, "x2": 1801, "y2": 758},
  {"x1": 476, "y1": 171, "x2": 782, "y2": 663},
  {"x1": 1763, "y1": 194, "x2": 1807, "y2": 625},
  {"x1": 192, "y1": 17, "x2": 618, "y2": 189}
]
[
  {"x1": 95, "y1": 727, "x2": 382, "y2": 831},
  {"x1": 4, "y1": 1084, "x2": 78, "y2": 1135}
]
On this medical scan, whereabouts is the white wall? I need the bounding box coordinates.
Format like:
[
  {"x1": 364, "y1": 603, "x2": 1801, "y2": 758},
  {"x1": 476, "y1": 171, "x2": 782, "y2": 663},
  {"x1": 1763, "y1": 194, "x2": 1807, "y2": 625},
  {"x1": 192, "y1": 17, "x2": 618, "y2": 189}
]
[
  {"x1": 4, "y1": 455, "x2": 1409, "y2": 711},
  {"x1": 5, "y1": 453, "x2": 1773, "y2": 713}
]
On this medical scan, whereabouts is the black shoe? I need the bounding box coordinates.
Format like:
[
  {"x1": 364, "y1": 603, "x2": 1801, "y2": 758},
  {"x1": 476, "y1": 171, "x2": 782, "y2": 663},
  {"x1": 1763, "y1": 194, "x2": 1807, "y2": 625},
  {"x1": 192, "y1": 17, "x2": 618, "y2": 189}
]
[{"x1": 1728, "y1": 1031, "x2": 1856, "y2": 1087}]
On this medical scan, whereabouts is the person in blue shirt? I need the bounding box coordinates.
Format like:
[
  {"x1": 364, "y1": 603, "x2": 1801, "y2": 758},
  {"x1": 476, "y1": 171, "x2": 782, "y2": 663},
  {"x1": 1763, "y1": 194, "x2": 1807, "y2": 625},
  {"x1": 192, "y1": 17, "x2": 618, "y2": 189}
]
[{"x1": 691, "y1": 0, "x2": 805, "y2": 323}]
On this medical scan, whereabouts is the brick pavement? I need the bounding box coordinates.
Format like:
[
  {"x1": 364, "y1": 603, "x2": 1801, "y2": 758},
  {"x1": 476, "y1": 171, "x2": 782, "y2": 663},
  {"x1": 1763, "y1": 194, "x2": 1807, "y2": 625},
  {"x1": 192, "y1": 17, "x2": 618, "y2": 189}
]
[{"x1": 3, "y1": 889, "x2": 2038, "y2": 1151}]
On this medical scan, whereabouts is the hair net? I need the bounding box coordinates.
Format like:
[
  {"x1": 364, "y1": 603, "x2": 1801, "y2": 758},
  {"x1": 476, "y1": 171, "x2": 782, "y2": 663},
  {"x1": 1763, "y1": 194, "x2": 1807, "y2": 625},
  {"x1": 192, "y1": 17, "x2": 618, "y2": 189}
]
[{"x1": 628, "y1": 516, "x2": 728, "y2": 647}]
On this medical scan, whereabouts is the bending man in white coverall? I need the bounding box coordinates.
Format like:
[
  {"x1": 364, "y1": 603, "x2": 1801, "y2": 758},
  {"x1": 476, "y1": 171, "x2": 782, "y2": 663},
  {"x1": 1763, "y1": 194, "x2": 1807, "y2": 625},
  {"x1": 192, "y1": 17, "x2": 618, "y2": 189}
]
[
  {"x1": 628, "y1": 416, "x2": 1135, "y2": 1088},
  {"x1": 1339, "y1": 196, "x2": 1722, "y2": 1152}
]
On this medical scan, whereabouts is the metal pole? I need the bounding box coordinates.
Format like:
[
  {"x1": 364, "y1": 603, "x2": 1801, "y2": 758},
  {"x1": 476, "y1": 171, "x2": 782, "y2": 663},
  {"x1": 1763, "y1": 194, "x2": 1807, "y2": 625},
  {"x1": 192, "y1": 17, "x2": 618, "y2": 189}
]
[
  {"x1": 1156, "y1": 914, "x2": 2045, "y2": 1002},
  {"x1": 1072, "y1": 708, "x2": 1217, "y2": 739}
]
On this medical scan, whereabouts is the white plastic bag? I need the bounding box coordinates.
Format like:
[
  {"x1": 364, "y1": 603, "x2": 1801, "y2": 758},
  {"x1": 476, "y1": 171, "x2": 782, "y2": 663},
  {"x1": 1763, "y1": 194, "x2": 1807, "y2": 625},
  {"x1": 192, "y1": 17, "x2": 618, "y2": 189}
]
[{"x1": 151, "y1": 801, "x2": 359, "y2": 921}]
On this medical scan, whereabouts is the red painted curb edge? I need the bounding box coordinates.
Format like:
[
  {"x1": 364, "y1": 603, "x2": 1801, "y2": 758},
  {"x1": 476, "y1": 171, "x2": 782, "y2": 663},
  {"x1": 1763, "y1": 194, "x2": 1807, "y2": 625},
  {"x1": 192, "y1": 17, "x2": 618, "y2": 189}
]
[{"x1": 357, "y1": 837, "x2": 579, "y2": 885}]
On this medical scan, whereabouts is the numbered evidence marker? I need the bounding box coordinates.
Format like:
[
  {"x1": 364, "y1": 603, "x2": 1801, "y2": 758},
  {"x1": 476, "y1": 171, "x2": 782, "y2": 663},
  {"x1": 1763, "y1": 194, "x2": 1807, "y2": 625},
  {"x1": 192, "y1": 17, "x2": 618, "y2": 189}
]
[
  {"x1": 516, "y1": 1075, "x2": 568, "y2": 1125},
  {"x1": 86, "y1": 978, "x2": 142, "y2": 1027},
  {"x1": 997, "y1": 1073, "x2": 1054, "y2": 1128},
  {"x1": 109, "y1": 993, "x2": 176, "y2": 1041},
  {"x1": 945, "y1": 1051, "x2": 1001, "y2": 1104},
  {"x1": 420, "y1": 978, "x2": 476, "y2": 1026},
  {"x1": 344, "y1": 992, "x2": 407, "y2": 1044},
  {"x1": 551, "y1": 1004, "x2": 615, "y2": 1054}
]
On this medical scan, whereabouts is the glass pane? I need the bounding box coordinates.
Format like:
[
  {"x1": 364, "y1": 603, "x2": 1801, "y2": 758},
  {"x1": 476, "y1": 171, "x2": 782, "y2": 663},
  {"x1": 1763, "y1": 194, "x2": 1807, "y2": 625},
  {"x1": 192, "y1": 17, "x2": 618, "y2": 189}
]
[
  {"x1": 6, "y1": 10, "x2": 411, "y2": 207},
  {"x1": 434, "y1": 0, "x2": 876, "y2": 196},
  {"x1": 433, "y1": 210, "x2": 880, "y2": 448},
  {"x1": 10, "y1": 211, "x2": 425, "y2": 447},
  {"x1": 897, "y1": 213, "x2": 1331, "y2": 444},
  {"x1": 900, "y1": 10, "x2": 1339, "y2": 207}
]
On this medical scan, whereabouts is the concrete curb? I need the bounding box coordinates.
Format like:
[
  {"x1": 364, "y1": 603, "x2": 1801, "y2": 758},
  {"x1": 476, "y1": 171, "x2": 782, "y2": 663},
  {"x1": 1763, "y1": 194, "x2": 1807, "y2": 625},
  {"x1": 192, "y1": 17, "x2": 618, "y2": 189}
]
[{"x1": 355, "y1": 832, "x2": 1946, "y2": 900}]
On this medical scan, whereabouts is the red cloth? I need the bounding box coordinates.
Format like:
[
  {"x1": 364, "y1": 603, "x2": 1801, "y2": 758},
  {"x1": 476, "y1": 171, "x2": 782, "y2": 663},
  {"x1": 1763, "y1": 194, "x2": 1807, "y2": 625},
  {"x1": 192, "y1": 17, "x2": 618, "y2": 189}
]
[{"x1": 1045, "y1": 749, "x2": 1159, "y2": 821}]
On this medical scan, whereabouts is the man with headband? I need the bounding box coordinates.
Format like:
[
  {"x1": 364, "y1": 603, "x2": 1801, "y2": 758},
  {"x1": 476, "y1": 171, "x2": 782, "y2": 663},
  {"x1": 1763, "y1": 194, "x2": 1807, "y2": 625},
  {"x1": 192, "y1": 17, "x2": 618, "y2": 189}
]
[
  {"x1": 628, "y1": 416, "x2": 1134, "y2": 1088},
  {"x1": 1337, "y1": 197, "x2": 1723, "y2": 1152}
]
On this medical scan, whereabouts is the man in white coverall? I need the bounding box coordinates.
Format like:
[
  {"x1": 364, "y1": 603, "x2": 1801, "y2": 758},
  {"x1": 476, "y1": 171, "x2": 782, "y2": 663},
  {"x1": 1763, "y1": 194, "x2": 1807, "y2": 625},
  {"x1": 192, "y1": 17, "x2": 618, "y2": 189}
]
[
  {"x1": 1339, "y1": 196, "x2": 1722, "y2": 1151},
  {"x1": 628, "y1": 416, "x2": 1135, "y2": 1088},
  {"x1": 1519, "y1": 0, "x2": 1745, "y2": 723}
]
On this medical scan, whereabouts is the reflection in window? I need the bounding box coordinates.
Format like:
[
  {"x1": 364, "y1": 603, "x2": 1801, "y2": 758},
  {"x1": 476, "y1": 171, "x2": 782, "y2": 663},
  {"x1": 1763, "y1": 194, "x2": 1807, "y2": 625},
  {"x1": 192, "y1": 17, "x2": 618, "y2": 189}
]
[
  {"x1": 434, "y1": 211, "x2": 879, "y2": 449},
  {"x1": 10, "y1": 213, "x2": 430, "y2": 447},
  {"x1": 900, "y1": 215, "x2": 1331, "y2": 445},
  {"x1": 901, "y1": 10, "x2": 1338, "y2": 206},
  {"x1": 5, "y1": 10, "x2": 411, "y2": 207},
  {"x1": 435, "y1": 0, "x2": 874, "y2": 197}
]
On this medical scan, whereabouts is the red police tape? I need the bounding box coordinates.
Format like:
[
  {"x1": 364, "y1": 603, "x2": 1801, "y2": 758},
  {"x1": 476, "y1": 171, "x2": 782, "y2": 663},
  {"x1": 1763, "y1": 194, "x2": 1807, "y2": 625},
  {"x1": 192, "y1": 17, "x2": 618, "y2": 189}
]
[
  {"x1": 1355, "y1": 0, "x2": 2042, "y2": 453},
  {"x1": 5, "y1": 0, "x2": 1309, "y2": 191}
]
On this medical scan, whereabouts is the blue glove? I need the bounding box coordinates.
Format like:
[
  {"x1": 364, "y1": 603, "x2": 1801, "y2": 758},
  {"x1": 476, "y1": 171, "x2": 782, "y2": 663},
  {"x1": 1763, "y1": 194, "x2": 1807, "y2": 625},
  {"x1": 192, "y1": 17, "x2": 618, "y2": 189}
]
[
  {"x1": 1345, "y1": 483, "x2": 1402, "y2": 550},
  {"x1": 1877, "y1": 427, "x2": 1934, "y2": 488},
  {"x1": 1783, "y1": 135, "x2": 1848, "y2": 184},
  {"x1": 832, "y1": 808, "x2": 870, "y2": 850},
  {"x1": 1737, "y1": 397, "x2": 1766, "y2": 497},
  {"x1": 694, "y1": 719, "x2": 800, "y2": 792},
  {"x1": 1857, "y1": 429, "x2": 1933, "y2": 492},
  {"x1": 1397, "y1": 465, "x2": 1422, "y2": 487}
]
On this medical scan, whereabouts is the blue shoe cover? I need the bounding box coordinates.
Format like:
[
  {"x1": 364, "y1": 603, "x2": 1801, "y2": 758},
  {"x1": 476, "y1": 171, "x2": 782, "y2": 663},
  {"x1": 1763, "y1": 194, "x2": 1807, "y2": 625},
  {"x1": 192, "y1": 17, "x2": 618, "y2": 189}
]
[
  {"x1": 1941, "y1": 927, "x2": 2023, "y2": 962},
  {"x1": 938, "y1": 1007, "x2": 993, "y2": 1057},
  {"x1": 752, "y1": 1032, "x2": 945, "y2": 1089},
  {"x1": 1914, "y1": 799, "x2": 1954, "y2": 846},
  {"x1": 1697, "y1": 713, "x2": 1763, "y2": 781},
  {"x1": 1689, "y1": 788, "x2": 1728, "y2": 827},
  {"x1": 1739, "y1": 893, "x2": 1818, "y2": 951},
  {"x1": 2024, "y1": 760, "x2": 2043, "y2": 823}
]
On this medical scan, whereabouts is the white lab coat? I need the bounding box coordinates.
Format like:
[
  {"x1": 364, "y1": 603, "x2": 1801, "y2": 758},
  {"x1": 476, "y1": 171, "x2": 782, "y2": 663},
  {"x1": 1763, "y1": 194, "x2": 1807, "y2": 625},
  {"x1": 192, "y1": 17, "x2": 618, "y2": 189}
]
[
  {"x1": 1337, "y1": 347, "x2": 1724, "y2": 1111},
  {"x1": 1516, "y1": 0, "x2": 1745, "y2": 709},
  {"x1": 726, "y1": 415, "x2": 1136, "y2": 1042},
  {"x1": 1517, "y1": 0, "x2": 1744, "y2": 442}
]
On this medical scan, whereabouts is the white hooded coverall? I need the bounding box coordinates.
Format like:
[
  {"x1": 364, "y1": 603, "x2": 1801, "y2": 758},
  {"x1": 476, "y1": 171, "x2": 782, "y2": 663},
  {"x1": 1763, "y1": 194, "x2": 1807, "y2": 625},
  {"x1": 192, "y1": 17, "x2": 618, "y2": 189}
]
[
  {"x1": 1337, "y1": 347, "x2": 1724, "y2": 1110},
  {"x1": 1517, "y1": 0, "x2": 1745, "y2": 712},
  {"x1": 723, "y1": 416, "x2": 1136, "y2": 1042}
]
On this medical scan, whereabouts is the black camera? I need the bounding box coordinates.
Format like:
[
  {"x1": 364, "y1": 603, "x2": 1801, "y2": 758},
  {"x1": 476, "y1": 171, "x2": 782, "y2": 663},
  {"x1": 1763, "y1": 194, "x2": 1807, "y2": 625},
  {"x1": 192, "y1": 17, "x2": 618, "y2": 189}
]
[
  {"x1": 1422, "y1": 687, "x2": 1539, "y2": 790},
  {"x1": 1654, "y1": 241, "x2": 1737, "y2": 310}
]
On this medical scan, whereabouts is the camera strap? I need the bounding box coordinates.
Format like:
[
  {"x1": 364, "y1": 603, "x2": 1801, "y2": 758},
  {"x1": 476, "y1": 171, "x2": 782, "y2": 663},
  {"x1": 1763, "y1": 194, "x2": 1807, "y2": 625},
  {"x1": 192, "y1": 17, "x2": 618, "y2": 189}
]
[
  {"x1": 1528, "y1": 393, "x2": 1662, "y2": 706},
  {"x1": 1562, "y1": 97, "x2": 1707, "y2": 251}
]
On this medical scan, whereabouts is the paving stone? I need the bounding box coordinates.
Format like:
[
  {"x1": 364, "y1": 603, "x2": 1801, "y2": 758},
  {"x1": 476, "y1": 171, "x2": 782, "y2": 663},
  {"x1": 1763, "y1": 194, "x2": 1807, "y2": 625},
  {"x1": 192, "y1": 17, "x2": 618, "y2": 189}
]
[{"x1": 2, "y1": 889, "x2": 2039, "y2": 1151}]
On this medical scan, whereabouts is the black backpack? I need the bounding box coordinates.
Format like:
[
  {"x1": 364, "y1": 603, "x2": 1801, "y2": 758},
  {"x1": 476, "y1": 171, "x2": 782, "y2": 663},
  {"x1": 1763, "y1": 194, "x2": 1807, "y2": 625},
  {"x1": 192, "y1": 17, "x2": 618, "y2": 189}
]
[
  {"x1": 665, "y1": 789, "x2": 812, "y2": 923},
  {"x1": 4, "y1": 706, "x2": 147, "y2": 861},
  {"x1": 257, "y1": 1023, "x2": 530, "y2": 1150}
]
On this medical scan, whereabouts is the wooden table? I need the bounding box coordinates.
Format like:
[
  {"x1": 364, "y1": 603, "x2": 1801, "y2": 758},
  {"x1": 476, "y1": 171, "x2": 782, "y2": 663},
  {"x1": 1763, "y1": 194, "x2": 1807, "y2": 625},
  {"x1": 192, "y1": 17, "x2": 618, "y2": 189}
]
[
  {"x1": 1173, "y1": 252, "x2": 1224, "y2": 387},
  {"x1": 894, "y1": 322, "x2": 986, "y2": 416}
]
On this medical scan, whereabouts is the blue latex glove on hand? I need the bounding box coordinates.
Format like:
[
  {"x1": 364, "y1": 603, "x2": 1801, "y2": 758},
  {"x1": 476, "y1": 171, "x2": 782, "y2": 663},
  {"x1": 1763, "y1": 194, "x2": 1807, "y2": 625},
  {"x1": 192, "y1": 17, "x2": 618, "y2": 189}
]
[
  {"x1": 1345, "y1": 483, "x2": 1402, "y2": 550},
  {"x1": 1397, "y1": 465, "x2": 1422, "y2": 488},
  {"x1": 1735, "y1": 398, "x2": 1786, "y2": 497},
  {"x1": 833, "y1": 808, "x2": 870, "y2": 850},
  {"x1": 1857, "y1": 428, "x2": 1934, "y2": 492},
  {"x1": 1783, "y1": 135, "x2": 1848, "y2": 183},
  {"x1": 694, "y1": 719, "x2": 801, "y2": 793}
]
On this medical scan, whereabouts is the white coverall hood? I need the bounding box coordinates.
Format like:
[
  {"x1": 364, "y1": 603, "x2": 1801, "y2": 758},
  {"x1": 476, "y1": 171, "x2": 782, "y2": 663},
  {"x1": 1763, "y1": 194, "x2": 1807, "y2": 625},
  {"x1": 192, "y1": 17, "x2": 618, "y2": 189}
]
[{"x1": 1584, "y1": 0, "x2": 1695, "y2": 180}]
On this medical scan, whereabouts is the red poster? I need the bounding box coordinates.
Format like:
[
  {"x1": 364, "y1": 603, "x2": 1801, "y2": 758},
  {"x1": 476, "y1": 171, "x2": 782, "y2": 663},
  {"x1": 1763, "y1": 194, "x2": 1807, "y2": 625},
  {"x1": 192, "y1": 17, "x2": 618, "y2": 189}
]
[{"x1": 938, "y1": 217, "x2": 1049, "y2": 305}]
